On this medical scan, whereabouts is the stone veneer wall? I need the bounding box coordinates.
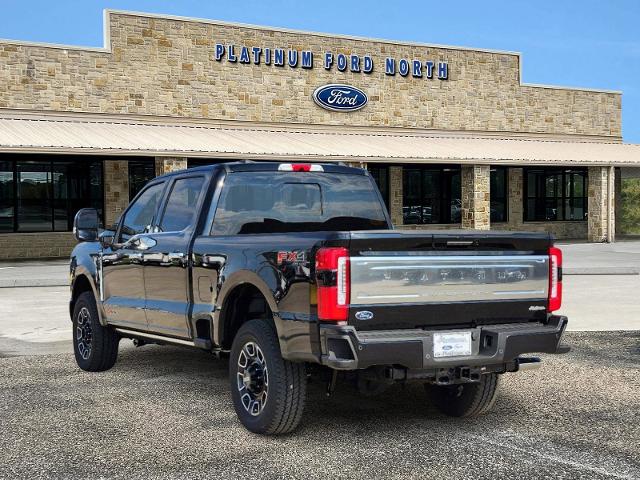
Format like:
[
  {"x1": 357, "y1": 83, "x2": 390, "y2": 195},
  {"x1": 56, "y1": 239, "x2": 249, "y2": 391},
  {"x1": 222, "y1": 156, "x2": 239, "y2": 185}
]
[
  {"x1": 0, "y1": 232, "x2": 77, "y2": 260},
  {"x1": 104, "y1": 160, "x2": 130, "y2": 226},
  {"x1": 0, "y1": 12, "x2": 621, "y2": 137},
  {"x1": 155, "y1": 156, "x2": 188, "y2": 176},
  {"x1": 587, "y1": 166, "x2": 615, "y2": 242},
  {"x1": 461, "y1": 165, "x2": 490, "y2": 230}
]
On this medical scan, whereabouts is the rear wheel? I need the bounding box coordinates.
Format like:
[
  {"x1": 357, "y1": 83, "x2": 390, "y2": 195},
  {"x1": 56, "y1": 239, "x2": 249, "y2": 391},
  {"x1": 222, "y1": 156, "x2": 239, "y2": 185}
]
[
  {"x1": 72, "y1": 291, "x2": 119, "y2": 372},
  {"x1": 426, "y1": 373, "x2": 499, "y2": 417},
  {"x1": 229, "y1": 319, "x2": 306, "y2": 435}
]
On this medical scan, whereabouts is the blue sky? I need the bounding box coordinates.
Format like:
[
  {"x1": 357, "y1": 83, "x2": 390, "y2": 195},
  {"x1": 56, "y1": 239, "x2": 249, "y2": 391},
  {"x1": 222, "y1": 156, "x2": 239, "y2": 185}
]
[{"x1": 1, "y1": 0, "x2": 638, "y2": 142}]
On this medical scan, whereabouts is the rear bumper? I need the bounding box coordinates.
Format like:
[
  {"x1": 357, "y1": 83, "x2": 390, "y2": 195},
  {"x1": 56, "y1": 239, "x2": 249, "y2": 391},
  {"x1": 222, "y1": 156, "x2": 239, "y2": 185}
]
[{"x1": 319, "y1": 315, "x2": 569, "y2": 370}]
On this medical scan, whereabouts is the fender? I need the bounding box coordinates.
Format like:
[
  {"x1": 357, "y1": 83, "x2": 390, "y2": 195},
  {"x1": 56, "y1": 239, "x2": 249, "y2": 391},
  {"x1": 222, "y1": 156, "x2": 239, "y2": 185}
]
[
  {"x1": 214, "y1": 269, "x2": 280, "y2": 346},
  {"x1": 70, "y1": 243, "x2": 106, "y2": 326}
]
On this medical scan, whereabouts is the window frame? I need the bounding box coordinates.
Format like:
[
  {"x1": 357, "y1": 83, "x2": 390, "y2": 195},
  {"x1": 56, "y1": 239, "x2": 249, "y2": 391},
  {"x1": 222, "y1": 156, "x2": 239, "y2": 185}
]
[
  {"x1": 523, "y1": 167, "x2": 588, "y2": 222},
  {"x1": 490, "y1": 166, "x2": 509, "y2": 223}
]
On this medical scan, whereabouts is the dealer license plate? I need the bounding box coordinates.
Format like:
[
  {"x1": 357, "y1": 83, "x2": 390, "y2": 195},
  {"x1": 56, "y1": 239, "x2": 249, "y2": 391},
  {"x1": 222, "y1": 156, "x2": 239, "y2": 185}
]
[{"x1": 433, "y1": 331, "x2": 472, "y2": 358}]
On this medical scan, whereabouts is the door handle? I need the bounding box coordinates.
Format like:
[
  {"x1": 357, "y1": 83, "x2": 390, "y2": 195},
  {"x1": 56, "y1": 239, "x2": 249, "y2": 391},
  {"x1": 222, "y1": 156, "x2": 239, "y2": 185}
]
[{"x1": 123, "y1": 235, "x2": 157, "y2": 251}]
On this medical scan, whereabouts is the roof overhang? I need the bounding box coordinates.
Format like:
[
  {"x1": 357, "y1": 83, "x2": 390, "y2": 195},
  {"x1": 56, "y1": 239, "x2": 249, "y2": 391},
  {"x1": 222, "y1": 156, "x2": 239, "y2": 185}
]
[{"x1": 0, "y1": 110, "x2": 638, "y2": 167}]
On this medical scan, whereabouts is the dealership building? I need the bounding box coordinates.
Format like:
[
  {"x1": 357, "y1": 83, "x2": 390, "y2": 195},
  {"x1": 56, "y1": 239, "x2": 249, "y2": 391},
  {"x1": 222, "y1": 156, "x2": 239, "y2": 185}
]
[{"x1": 0, "y1": 10, "x2": 639, "y2": 259}]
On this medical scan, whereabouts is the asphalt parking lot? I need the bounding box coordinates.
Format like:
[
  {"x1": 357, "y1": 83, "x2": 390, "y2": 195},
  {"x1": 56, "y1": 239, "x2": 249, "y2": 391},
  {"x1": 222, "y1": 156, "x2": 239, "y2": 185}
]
[{"x1": 1, "y1": 332, "x2": 639, "y2": 480}]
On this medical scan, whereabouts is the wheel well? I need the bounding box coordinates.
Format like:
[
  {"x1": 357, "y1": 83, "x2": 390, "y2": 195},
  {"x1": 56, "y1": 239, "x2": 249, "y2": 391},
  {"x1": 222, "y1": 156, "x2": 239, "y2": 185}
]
[
  {"x1": 220, "y1": 284, "x2": 272, "y2": 350},
  {"x1": 70, "y1": 274, "x2": 93, "y2": 318}
]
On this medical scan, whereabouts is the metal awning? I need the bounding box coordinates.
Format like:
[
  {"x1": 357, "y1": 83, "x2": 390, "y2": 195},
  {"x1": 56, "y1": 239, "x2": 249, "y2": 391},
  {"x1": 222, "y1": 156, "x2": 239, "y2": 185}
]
[{"x1": 0, "y1": 112, "x2": 639, "y2": 166}]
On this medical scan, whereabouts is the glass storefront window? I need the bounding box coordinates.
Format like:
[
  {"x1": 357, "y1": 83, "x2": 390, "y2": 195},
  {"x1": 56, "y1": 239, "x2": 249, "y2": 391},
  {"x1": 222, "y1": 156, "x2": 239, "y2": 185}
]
[
  {"x1": 524, "y1": 168, "x2": 588, "y2": 221},
  {"x1": 367, "y1": 165, "x2": 389, "y2": 209},
  {"x1": 402, "y1": 166, "x2": 461, "y2": 224},
  {"x1": 0, "y1": 161, "x2": 14, "y2": 232},
  {"x1": 0, "y1": 156, "x2": 104, "y2": 233},
  {"x1": 128, "y1": 159, "x2": 156, "y2": 201},
  {"x1": 490, "y1": 167, "x2": 508, "y2": 223},
  {"x1": 17, "y1": 162, "x2": 52, "y2": 232}
]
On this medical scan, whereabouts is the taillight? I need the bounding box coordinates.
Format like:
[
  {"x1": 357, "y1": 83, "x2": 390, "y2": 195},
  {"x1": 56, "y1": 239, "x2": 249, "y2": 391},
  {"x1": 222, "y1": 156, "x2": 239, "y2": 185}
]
[
  {"x1": 278, "y1": 163, "x2": 324, "y2": 172},
  {"x1": 315, "y1": 247, "x2": 350, "y2": 322},
  {"x1": 548, "y1": 247, "x2": 563, "y2": 312}
]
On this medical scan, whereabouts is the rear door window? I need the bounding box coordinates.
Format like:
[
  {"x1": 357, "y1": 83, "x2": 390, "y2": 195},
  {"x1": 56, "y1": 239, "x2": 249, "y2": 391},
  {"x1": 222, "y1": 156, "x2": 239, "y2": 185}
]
[{"x1": 212, "y1": 172, "x2": 387, "y2": 235}]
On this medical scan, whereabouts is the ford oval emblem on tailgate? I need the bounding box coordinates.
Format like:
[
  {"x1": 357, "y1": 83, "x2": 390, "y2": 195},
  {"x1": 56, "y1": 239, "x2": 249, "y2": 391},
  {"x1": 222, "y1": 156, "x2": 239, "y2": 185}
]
[
  {"x1": 355, "y1": 310, "x2": 374, "y2": 321},
  {"x1": 313, "y1": 84, "x2": 368, "y2": 112}
]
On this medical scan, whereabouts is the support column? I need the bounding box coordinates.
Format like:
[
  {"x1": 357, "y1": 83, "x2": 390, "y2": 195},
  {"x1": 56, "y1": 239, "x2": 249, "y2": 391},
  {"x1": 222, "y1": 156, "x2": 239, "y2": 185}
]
[
  {"x1": 615, "y1": 167, "x2": 622, "y2": 238},
  {"x1": 506, "y1": 167, "x2": 524, "y2": 229},
  {"x1": 104, "y1": 160, "x2": 129, "y2": 227},
  {"x1": 461, "y1": 165, "x2": 490, "y2": 230},
  {"x1": 155, "y1": 156, "x2": 188, "y2": 176},
  {"x1": 388, "y1": 166, "x2": 403, "y2": 226},
  {"x1": 588, "y1": 166, "x2": 615, "y2": 242}
]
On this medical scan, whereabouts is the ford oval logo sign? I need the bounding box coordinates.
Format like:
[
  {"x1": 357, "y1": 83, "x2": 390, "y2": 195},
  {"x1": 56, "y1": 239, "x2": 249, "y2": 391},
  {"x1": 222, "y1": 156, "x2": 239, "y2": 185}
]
[
  {"x1": 313, "y1": 84, "x2": 368, "y2": 112},
  {"x1": 355, "y1": 310, "x2": 374, "y2": 321}
]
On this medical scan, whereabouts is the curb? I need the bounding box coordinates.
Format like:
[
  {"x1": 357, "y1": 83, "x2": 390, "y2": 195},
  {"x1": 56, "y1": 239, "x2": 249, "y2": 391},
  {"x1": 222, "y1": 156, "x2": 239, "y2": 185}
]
[
  {"x1": 563, "y1": 267, "x2": 640, "y2": 276},
  {"x1": 0, "y1": 279, "x2": 69, "y2": 288}
]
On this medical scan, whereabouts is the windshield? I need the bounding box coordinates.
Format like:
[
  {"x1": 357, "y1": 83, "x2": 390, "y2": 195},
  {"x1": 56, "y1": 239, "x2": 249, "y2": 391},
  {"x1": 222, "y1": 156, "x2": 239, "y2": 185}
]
[{"x1": 212, "y1": 171, "x2": 388, "y2": 235}]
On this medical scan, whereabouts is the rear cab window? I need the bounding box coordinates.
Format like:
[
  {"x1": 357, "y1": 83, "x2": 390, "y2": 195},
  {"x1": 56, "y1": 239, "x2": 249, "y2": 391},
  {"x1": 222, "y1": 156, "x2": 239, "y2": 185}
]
[{"x1": 212, "y1": 171, "x2": 388, "y2": 235}]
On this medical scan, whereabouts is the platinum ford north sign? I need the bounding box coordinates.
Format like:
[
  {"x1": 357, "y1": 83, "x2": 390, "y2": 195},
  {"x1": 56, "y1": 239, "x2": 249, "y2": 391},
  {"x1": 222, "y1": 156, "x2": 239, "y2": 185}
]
[{"x1": 313, "y1": 84, "x2": 368, "y2": 112}]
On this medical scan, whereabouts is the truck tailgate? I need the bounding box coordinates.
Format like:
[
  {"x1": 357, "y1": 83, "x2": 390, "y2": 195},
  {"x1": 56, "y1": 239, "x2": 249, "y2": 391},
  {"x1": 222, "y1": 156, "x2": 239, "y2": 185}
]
[{"x1": 347, "y1": 230, "x2": 552, "y2": 330}]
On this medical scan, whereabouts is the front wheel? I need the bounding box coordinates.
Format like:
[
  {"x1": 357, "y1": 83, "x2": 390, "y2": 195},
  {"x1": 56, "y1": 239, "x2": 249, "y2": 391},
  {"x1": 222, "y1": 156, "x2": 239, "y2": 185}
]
[
  {"x1": 229, "y1": 319, "x2": 306, "y2": 435},
  {"x1": 426, "y1": 373, "x2": 499, "y2": 417},
  {"x1": 72, "y1": 291, "x2": 119, "y2": 372}
]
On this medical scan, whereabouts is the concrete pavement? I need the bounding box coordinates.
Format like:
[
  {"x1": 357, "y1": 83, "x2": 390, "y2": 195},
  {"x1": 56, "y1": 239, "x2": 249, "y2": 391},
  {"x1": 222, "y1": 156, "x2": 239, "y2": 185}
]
[
  {"x1": 0, "y1": 260, "x2": 68, "y2": 287},
  {"x1": 1, "y1": 332, "x2": 638, "y2": 479}
]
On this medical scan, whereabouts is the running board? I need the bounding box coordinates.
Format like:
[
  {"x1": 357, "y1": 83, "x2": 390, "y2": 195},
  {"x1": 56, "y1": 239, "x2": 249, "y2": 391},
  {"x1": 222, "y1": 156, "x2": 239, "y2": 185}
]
[{"x1": 114, "y1": 328, "x2": 196, "y2": 347}]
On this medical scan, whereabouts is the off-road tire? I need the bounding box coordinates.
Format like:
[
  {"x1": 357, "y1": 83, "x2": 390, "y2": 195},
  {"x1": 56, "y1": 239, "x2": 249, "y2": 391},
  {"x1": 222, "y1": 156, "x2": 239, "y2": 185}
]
[
  {"x1": 72, "y1": 291, "x2": 119, "y2": 372},
  {"x1": 229, "y1": 319, "x2": 306, "y2": 435},
  {"x1": 426, "y1": 373, "x2": 499, "y2": 417}
]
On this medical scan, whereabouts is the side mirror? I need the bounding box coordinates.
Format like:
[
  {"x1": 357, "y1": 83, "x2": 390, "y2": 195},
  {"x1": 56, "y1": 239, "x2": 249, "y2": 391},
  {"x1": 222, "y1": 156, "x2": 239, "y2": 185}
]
[
  {"x1": 73, "y1": 208, "x2": 100, "y2": 242},
  {"x1": 99, "y1": 230, "x2": 116, "y2": 249}
]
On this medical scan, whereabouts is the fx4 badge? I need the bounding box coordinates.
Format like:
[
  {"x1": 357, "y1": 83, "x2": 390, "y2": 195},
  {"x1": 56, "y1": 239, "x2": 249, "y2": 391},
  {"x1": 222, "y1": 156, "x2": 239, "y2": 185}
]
[{"x1": 276, "y1": 251, "x2": 306, "y2": 265}]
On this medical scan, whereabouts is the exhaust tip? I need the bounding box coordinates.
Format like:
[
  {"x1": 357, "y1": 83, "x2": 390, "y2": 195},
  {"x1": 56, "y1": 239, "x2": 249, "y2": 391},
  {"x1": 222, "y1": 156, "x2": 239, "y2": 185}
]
[{"x1": 517, "y1": 357, "x2": 542, "y2": 371}]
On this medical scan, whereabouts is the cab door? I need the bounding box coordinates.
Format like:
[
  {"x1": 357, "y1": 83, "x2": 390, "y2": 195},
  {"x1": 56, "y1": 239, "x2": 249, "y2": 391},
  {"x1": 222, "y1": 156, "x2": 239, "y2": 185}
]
[
  {"x1": 101, "y1": 180, "x2": 166, "y2": 329},
  {"x1": 142, "y1": 175, "x2": 207, "y2": 338}
]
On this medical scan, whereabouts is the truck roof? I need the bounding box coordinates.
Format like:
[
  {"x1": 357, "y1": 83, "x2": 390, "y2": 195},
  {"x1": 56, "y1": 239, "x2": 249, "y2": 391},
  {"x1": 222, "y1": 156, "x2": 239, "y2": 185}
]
[{"x1": 155, "y1": 161, "x2": 367, "y2": 180}]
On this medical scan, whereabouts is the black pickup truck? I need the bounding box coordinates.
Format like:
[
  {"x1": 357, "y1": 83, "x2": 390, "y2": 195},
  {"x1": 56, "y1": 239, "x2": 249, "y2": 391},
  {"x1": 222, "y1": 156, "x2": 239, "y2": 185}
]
[{"x1": 70, "y1": 161, "x2": 568, "y2": 434}]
